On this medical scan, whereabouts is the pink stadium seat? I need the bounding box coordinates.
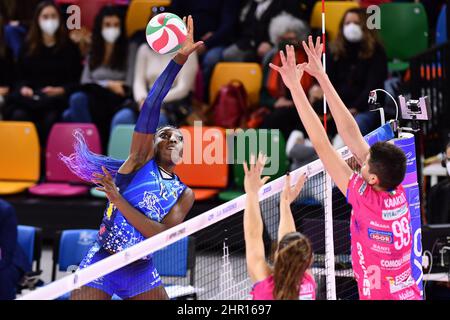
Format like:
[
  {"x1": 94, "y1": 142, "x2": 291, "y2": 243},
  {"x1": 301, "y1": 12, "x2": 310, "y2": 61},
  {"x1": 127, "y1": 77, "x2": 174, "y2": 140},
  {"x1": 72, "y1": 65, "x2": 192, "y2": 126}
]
[{"x1": 29, "y1": 123, "x2": 101, "y2": 197}]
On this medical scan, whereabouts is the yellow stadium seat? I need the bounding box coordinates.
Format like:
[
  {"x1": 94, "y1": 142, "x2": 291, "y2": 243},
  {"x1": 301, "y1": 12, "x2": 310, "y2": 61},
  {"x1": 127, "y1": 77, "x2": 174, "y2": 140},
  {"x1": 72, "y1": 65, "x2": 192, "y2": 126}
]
[
  {"x1": 126, "y1": 0, "x2": 171, "y2": 37},
  {"x1": 310, "y1": 1, "x2": 360, "y2": 41},
  {"x1": 0, "y1": 121, "x2": 40, "y2": 195},
  {"x1": 209, "y1": 62, "x2": 263, "y2": 106},
  {"x1": 0, "y1": 181, "x2": 38, "y2": 195}
]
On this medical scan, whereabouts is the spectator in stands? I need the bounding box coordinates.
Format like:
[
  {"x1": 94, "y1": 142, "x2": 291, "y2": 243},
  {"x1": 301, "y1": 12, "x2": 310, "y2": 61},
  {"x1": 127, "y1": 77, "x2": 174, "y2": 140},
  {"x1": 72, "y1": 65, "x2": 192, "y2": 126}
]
[
  {"x1": 3, "y1": 1, "x2": 82, "y2": 145},
  {"x1": 62, "y1": 5, "x2": 132, "y2": 147},
  {"x1": 427, "y1": 141, "x2": 450, "y2": 224},
  {"x1": 0, "y1": 13, "x2": 13, "y2": 119},
  {"x1": 110, "y1": 37, "x2": 198, "y2": 130},
  {"x1": 312, "y1": 8, "x2": 388, "y2": 135},
  {"x1": 0, "y1": 0, "x2": 40, "y2": 59},
  {"x1": 257, "y1": 12, "x2": 313, "y2": 141},
  {"x1": 0, "y1": 199, "x2": 31, "y2": 300},
  {"x1": 222, "y1": 0, "x2": 301, "y2": 63},
  {"x1": 169, "y1": 0, "x2": 240, "y2": 101}
]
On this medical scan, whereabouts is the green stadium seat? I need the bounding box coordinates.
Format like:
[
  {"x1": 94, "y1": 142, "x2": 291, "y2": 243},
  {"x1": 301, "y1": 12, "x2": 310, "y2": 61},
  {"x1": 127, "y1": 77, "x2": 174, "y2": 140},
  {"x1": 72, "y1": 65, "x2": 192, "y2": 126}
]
[{"x1": 218, "y1": 129, "x2": 288, "y2": 201}]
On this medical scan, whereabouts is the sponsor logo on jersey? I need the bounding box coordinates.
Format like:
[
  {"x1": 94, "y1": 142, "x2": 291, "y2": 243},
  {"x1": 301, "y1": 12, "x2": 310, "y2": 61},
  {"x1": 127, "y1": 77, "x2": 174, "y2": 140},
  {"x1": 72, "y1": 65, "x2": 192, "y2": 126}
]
[
  {"x1": 380, "y1": 254, "x2": 410, "y2": 270},
  {"x1": 384, "y1": 193, "x2": 407, "y2": 209},
  {"x1": 369, "y1": 220, "x2": 390, "y2": 229},
  {"x1": 395, "y1": 268, "x2": 412, "y2": 284},
  {"x1": 399, "y1": 289, "x2": 416, "y2": 300},
  {"x1": 358, "y1": 181, "x2": 367, "y2": 195},
  {"x1": 382, "y1": 204, "x2": 408, "y2": 221},
  {"x1": 357, "y1": 242, "x2": 371, "y2": 297},
  {"x1": 368, "y1": 228, "x2": 393, "y2": 244},
  {"x1": 387, "y1": 274, "x2": 416, "y2": 294},
  {"x1": 371, "y1": 244, "x2": 392, "y2": 255}
]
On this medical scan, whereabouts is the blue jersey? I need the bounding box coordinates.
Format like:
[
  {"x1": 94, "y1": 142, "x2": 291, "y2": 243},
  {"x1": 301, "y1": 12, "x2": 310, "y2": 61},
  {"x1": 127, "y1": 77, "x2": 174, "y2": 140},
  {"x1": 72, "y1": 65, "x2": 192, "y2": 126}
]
[{"x1": 97, "y1": 159, "x2": 186, "y2": 253}]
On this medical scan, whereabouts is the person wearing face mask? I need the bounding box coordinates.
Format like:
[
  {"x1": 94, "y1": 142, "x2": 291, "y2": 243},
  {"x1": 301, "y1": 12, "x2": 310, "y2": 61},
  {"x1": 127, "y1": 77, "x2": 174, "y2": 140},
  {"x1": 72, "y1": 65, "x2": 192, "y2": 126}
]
[
  {"x1": 3, "y1": 1, "x2": 82, "y2": 146},
  {"x1": 310, "y1": 8, "x2": 388, "y2": 136},
  {"x1": 252, "y1": 13, "x2": 315, "y2": 142},
  {"x1": 426, "y1": 141, "x2": 450, "y2": 224},
  {"x1": 62, "y1": 5, "x2": 133, "y2": 148}
]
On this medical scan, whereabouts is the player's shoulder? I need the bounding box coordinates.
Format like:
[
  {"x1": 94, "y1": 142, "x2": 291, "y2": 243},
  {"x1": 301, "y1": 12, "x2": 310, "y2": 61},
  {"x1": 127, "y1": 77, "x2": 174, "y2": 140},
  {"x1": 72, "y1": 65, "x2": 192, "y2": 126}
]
[{"x1": 181, "y1": 187, "x2": 195, "y2": 203}]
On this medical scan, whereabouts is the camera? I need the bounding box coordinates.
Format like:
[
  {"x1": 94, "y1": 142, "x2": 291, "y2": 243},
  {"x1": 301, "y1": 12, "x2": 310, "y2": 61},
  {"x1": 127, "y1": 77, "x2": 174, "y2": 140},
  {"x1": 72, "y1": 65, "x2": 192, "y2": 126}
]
[{"x1": 399, "y1": 95, "x2": 431, "y2": 121}]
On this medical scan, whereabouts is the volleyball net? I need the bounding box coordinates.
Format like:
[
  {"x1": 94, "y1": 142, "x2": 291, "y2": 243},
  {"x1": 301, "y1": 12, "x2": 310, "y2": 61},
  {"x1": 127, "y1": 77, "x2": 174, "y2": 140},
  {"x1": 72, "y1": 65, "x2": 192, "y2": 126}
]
[{"x1": 18, "y1": 124, "x2": 423, "y2": 300}]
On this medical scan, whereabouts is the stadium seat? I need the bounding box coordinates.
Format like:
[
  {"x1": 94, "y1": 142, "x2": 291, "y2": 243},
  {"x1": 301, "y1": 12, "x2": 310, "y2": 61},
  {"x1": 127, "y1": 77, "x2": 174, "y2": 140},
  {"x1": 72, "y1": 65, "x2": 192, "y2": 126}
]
[
  {"x1": 209, "y1": 63, "x2": 263, "y2": 106},
  {"x1": 16, "y1": 225, "x2": 44, "y2": 292},
  {"x1": 52, "y1": 229, "x2": 98, "y2": 281},
  {"x1": 90, "y1": 125, "x2": 134, "y2": 198},
  {"x1": 174, "y1": 126, "x2": 228, "y2": 201},
  {"x1": 153, "y1": 236, "x2": 197, "y2": 299},
  {"x1": 0, "y1": 121, "x2": 40, "y2": 195},
  {"x1": 126, "y1": 0, "x2": 171, "y2": 37},
  {"x1": 310, "y1": 1, "x2": 360, "y2": 41},
  {"x1": 219, "y1": 129, "x2": 288, "y2": 202},
  {"x1": 378, "y1": 3, "x2": 429, "y2": 72},
  {"x1": 436, "y1": 5, "x2": 447, "y2": 45},
  {"x1": 29, "y1": 123, "x2": 101, "y2": 197},
  {"x1": 17, "y1": 225, "x2": 43, "y2": 272}
]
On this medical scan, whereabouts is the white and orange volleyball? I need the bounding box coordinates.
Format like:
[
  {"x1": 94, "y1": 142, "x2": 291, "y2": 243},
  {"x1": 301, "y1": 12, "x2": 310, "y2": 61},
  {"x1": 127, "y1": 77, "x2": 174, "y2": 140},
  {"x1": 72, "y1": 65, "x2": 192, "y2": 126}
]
[{"x1": 146, "y1": 13, "x2": 187, "y2": 54}]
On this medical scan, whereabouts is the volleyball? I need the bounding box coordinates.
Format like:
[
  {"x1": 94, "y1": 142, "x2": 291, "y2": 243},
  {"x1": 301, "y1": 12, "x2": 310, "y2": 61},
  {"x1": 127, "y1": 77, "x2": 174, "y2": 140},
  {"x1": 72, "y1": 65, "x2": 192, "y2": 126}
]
[{"x1": 146, "y1": 12, "x2": 187, "y2": 54}]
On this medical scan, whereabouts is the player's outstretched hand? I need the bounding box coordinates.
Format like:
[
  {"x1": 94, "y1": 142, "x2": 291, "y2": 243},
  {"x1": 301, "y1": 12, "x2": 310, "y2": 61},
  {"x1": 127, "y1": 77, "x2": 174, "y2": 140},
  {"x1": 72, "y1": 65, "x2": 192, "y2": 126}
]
[
  {"x1": 243, "y1": 153, "x2": 270, "y2": 196},
  {"x1": 281, "y1": 172, "x2": 307, "y2": 204},
  {"x1": 269, "y1": 44, "x2": 307, "y2": 91},
  {"x1": 177, "y1": 15, "x2": 204, "y2": 58},
  {"x1": 302, "y1": 35, "x2": 325, "y2": 78},
  {"x1": 92, "y1": 166, "x2": 122, "y2": 204}
]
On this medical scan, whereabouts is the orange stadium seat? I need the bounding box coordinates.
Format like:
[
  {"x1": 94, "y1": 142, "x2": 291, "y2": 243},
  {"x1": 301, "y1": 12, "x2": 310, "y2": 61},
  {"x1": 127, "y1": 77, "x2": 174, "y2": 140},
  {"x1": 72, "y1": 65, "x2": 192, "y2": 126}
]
[
  {"x1": 0, "y1": 121, "x2": 40, "y2": 195},
  {"x1": 174, "y1": 126, "x2": 228, "y2": 201},
  {"x1": 209, "y1": 62, "x2": 263, "y2": 107},
  {"x1": 310, "y1": 1, "x2": 360, "y2": 41},
  {"x1": 126, "y1": 0, "x2": 172, "y2": 37}
]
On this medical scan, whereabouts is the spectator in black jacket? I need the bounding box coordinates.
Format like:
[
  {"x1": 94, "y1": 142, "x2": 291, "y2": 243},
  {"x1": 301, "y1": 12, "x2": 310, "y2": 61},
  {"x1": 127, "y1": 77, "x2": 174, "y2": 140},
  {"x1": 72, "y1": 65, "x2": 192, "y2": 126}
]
[
  {"x1": 169, "y1": 0, "x2": 240, "y2": 101},
  {"x1": 3, "y1": 1, "x2": 82, "y2": 145},
  {"x1": 0, "y1": 199, "x2": 31, "y2": 300},
  {"x1": 311, "y1": 8, "x2": 388, "y2": 135},
  {"x1": 222, "y1": 0, "x2": 301, "y2": 63}
]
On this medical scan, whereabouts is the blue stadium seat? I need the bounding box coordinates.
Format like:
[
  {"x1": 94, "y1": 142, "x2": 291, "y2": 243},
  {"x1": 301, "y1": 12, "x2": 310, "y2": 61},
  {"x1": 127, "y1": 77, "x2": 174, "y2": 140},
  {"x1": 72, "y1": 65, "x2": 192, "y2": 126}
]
[
  {"x1": 153, "y1": 236, "x2": 197, "y2": 299},
  {"x1": 52, "y1": 229, "x2": 97, "y2": 281},
  {"x1": 17, "y1": 225, "x2": 42, "y2": 271}
]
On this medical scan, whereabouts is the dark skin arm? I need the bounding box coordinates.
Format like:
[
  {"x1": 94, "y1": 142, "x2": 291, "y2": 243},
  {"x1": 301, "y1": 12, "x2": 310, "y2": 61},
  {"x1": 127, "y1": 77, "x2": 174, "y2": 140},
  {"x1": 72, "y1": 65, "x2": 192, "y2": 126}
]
[
  {"x1": 119, "y1": 16, "x2": 203, "y2": 175},
  {"x1": 93, "y1": 167, "x2": 195, "y2": 238}
]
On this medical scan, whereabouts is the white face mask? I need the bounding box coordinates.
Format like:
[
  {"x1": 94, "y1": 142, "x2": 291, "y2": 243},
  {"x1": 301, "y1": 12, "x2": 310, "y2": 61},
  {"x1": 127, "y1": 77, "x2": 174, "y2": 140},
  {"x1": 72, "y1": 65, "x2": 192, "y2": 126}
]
[
  {"x1": 102, "y1": 27, "x2": 121, "y2": 43},
  {"x1": 39, "y1": 18, "x2": 59, "y2": 36},
  {"x1": 343, "y1": 23, "x2": 363, "y2": 43}
]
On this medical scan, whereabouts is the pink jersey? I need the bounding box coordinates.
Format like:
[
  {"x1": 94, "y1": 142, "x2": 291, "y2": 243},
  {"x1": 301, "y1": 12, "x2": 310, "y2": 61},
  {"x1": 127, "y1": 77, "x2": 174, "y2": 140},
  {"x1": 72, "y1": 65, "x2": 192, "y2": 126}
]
[
  {"x1": 251, "y1": 272, "x2": 316, "y2": 300},
  {"x1": 347, "y1": 173, "x2": 421, "y2": 300}
]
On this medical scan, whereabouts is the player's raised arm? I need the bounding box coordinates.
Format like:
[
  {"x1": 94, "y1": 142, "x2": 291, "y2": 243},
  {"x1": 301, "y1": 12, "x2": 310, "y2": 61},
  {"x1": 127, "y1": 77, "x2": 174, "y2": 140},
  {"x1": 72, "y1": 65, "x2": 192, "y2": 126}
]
[
  {"x1": 278, "y1": 172, "x2": 306, "y2": 241},
  {"x1": 302, "y1": 36, "x2": 370, "y2": 165},
  {"x1": 269, "y1": 45, "x2": 352, "y2": 195},
  {"x1": 243, "y1": 154, "x2": 271, "y2": 283},
  {"x1": 120, "y1": 16, "x2": 203, "y2": 174}
]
